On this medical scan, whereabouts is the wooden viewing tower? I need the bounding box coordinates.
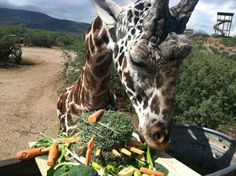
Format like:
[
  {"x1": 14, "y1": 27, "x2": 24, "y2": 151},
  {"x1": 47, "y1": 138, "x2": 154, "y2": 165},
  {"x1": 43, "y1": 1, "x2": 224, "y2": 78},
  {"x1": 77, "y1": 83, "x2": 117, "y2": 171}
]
[{"x1": 214, "y1": 12, "x2": 234, "y2": 37}]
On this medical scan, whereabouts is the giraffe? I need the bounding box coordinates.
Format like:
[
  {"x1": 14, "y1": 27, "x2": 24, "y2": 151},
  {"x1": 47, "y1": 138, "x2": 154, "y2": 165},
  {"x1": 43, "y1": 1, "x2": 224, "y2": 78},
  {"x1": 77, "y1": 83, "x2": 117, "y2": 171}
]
[{"x1": 58, "y1": 0, "x2": 199, "y2": 149}]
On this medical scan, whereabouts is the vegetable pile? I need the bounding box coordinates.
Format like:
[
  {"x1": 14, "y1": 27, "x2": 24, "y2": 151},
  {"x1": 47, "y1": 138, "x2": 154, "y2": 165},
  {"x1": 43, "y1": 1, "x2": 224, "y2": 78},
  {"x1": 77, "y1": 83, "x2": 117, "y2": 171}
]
[{"x1": 16, "y1": 110, "x2": 169, "y2": 176}]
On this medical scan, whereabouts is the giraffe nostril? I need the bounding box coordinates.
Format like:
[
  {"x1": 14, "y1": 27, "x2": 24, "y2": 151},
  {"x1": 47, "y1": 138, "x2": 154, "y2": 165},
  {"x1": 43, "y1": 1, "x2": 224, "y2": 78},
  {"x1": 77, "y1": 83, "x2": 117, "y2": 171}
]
[{"x1": 153, "y1": 131, "x2": 165, "y2": 143}]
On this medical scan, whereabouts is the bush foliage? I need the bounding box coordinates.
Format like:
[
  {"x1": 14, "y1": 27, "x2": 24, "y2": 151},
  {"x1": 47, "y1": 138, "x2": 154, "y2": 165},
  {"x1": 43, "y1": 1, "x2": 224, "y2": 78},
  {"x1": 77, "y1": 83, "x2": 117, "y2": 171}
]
[
  {"x1": 0, "y1": 24, "x2": 84, "y2": 49},
  {"x1": 174, "y1": 47, "x2": 236, "y2": 129},
  {"x1": 0, "y1": 33, "x2": 22, "y2": 64}
]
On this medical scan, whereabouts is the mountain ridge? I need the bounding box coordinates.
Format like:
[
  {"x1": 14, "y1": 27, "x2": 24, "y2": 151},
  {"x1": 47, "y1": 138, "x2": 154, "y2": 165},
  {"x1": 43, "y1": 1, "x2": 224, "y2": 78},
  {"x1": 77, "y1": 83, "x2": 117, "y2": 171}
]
[{"x1": 0, "y1": 8, "x2": 90, "y2": 33}]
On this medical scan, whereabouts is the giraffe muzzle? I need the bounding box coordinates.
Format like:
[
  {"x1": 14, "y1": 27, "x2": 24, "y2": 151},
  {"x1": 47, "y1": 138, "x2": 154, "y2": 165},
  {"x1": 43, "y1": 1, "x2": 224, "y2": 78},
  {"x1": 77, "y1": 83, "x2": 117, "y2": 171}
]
[{"x1": 143, "y1": 118, "x2": 171, "y2": 150}]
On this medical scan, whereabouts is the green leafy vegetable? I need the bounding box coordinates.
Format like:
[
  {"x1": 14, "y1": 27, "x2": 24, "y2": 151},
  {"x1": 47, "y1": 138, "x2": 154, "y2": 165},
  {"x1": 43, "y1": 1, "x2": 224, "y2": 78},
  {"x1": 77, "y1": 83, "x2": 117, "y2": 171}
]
[
  {"x1": 146, "y1": 146, "x2": 154, "y2": 168},
  {"x1": 67, "y1": 165, "x2": 98, "y2": 176},
  {"x1": 155, "y1": 163, "x2": 169, "y2": 176}
]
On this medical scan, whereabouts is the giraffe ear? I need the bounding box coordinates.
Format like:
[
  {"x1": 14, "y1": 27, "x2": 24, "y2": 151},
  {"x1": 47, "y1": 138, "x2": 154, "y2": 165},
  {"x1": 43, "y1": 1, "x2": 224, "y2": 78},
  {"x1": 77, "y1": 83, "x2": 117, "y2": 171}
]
[{"x1": 91, "y1": 0, "x2": 121, "y2": 26}]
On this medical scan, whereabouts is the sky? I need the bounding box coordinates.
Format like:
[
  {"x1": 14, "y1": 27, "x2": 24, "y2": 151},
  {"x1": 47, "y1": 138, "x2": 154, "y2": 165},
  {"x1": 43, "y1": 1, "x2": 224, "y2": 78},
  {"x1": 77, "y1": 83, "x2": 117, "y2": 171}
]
[{"x1": 0, "y1": 0, "x2": 236, "y2": 36}]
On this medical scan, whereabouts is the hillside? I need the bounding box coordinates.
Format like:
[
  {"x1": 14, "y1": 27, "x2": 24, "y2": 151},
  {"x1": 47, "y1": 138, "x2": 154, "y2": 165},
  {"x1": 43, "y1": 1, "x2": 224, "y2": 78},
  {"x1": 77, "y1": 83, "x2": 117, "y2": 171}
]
[{"x1": 0, "y1": 8, "x2": 90, "y2": 33}]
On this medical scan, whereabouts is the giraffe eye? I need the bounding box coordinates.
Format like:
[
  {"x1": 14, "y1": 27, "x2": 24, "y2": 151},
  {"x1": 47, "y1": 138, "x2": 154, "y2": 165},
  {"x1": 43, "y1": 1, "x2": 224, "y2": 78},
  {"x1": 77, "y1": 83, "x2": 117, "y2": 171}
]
[{"x1": 130, "y1": 55, "x2": 147, "y2": 69}]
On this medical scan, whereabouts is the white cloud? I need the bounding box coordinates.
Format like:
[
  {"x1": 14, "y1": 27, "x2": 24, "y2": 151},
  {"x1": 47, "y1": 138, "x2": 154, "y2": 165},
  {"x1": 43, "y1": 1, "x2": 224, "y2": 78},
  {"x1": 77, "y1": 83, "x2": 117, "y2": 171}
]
[
  {"x1": 6, "y1": 0, "x2": 28, "y2": 6},
  {"x1": 187, "y1": 0, "x2": 236, "y2": 35}
]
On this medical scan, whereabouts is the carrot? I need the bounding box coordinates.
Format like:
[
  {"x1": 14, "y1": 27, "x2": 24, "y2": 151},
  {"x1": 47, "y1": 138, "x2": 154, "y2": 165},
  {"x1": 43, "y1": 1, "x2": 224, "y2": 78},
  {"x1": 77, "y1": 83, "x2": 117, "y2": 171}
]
[
  {"x1": 127, "y1": 146, "x2": 145, "y2": 155},
  {"x1": 127, "y1": 140, "x2": 143, "y2": 147},
  {"x1": 47, "y1": 143, "x2": 59, "y2": 166},
  {"x1": 85, "y1": 137, "x2": 95, "y2": 165},
  {"x1": 140, "y1": 167, "x2": 164, "y2": 176},
  {"x1": 87, "y1": 109, "x2": 104, "y2": 123},
  {"x1": 16, "y1": 147, "x2": 50, "y2": 160},
  {"x1": 61, "y1": 136, "x2": 81, "y2": 144}
]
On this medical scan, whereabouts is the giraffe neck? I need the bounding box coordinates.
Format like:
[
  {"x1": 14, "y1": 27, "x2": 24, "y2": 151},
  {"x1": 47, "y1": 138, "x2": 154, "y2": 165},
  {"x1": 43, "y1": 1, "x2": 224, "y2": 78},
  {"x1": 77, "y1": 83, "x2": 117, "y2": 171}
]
[
  {"x1": 75, "y1": 17, "x2": 114, "y2": 110},
  {"x1": 57, "y1": 17, "x2": 116, "y2": 133}
]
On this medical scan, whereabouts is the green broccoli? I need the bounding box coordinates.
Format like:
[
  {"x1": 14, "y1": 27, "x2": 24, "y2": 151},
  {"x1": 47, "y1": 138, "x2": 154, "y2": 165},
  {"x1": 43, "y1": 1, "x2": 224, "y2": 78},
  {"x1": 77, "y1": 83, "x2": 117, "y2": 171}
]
[{"x1": 67, "y1": 165, "x2": 98, "y2": 176}]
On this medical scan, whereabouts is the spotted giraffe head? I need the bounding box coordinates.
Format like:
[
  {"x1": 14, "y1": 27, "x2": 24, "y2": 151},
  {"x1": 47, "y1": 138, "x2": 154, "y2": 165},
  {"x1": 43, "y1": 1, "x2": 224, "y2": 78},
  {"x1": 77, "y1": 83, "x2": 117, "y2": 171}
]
[{"x1": 92, "y1": 0, "x2": 196, "y2": 149}]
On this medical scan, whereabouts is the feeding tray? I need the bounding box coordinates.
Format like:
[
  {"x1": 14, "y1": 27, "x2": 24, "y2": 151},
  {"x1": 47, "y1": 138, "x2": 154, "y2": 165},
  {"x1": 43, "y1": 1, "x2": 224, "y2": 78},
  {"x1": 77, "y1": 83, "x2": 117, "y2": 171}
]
[{"x1": 0, "y1": 125, "x2": 235, "y2": 176}]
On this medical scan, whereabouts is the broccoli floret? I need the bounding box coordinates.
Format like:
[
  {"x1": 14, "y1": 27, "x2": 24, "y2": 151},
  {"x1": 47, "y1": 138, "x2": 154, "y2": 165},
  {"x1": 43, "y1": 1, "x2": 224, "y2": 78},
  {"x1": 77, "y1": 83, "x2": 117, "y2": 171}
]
[{"x1": 67, "y1": 165, "x2": 98, "y2": 176}]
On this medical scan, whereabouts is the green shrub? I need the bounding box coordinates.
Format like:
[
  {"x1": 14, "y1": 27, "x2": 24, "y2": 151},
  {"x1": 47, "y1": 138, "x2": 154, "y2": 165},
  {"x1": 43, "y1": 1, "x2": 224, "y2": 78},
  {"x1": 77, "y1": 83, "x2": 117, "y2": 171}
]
[
  {"x1": 0, "y1": 35, "x2": 18, "y2": 62},
  {"x1": 221, "y1": 37, "x2": 236, "y2": 47},
  {"x1": 209, "y1": 46, "x2": 220, "y2": 55},
  {"x1": 230, "y1": 54, "x2": 236, "y2": 61},
  {"x1": 174, "y1": 46, "x2": 236, "y2": 129}
]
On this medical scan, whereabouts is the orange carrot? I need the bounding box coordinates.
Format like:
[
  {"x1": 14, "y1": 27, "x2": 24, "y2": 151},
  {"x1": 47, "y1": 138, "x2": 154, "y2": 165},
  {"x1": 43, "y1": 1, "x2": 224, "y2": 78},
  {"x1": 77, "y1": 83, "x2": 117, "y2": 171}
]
[
  {"x1": 87, "y1": 109, "x2": 104, "y2": 123},
  {"x1": 16, "y1": 147, "x2": 50, "y2": 160},
  {"x1": 61, "y1": 136, "x2": 81, "y2": 144},
  {"x1": 85, "y1": 137, "x2": 95, "y2": 165},
  {"x1": 140, "y1": 167, "x2": 164, "y2": 176},
  {"x1": 47, "y1": 144, "x2": 59, "y2": 166},
  {"x1": 127, "y1": 146, "x2": 145, "y2": 155}
]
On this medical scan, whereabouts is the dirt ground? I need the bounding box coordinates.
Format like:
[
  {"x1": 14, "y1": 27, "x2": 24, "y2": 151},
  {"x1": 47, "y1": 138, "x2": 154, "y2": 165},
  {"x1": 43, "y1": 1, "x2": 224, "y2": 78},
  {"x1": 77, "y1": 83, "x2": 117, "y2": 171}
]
[{"x1": 0, "y1": 47, "x2": 64, "y2": 160}]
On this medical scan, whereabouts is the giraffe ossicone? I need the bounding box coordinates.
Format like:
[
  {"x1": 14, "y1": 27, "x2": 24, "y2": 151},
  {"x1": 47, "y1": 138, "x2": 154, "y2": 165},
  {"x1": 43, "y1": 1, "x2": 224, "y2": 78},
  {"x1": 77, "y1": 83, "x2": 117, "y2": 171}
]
[{"x1": 57, "y1": 0, "x2": 199, "y2": 149}]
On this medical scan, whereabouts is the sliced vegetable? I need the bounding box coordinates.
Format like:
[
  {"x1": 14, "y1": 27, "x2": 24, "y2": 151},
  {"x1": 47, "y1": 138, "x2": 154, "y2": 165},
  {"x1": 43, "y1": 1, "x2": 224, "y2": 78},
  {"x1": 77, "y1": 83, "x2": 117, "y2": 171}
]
[
  {"x1": 92, "y1": 162, "x2": 103, "y2": 170},
  {"x1": 112, "y1": 149, "x2": 122, "y2": 157},
  {"x1": 85, "y1": 137, "x2": 95, "y2": 165},
  {"x1": 47, "y1": 143, "x2": 59, "y2": 166},
  {"x1": 134, "y1": 168, "x2": 142, "y2": 176},
  {"x1": 120, "y1": 148, "x2": 132, "y2": 156},
  {"x1": 127, "y1": 146, "x2": 145, "y2": 155},
  {"x1": 118, "y1": 166, "x2": 135, "y2": 176},
  {"x1": 140, "y1": 167, "x2": 164, "y2": 176},
  {"x1": 87, "y1": 109, "x2": 104, "y2": 123},
  {"x1": 95, "y1": 149, "x2": 102, "y2": 158},
  {"x1": 16, "y1": 147, "x2": 50, "y2": 160},
  {"x1": 60, "y1": 136, "x2": 81, "y2": 144}
]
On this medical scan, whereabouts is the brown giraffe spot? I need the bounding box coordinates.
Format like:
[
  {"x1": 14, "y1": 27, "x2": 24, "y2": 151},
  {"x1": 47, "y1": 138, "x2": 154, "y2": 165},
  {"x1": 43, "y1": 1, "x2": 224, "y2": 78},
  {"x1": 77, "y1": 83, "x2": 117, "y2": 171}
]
[
  {"x1": 118, "y1": 52, "x2": 124, "y2": 66},
  {"x1": 58, "y1": 92, "x2": 68, "y2": 114},
  {"x1": 83, "y1": 67, "x2": 96, "y2": 90},
  {"x1": 143, "y1": 98, "x2": 149, "y2": 109},
  {"x1": 85, "y1": 37, "x2": 89, "y2": 50},
  {"x1": 109, "y1": 27, "x2": 116, "y2": 41},
  {"x1": 114, "y1": 45, "x2": 119, "y2": 58},
  {"x1": 156, "y1": 74, "x2": 165, "y2": 87},
  {"x1": 124, "y1": 71, "x2": 135, "y2": 92},
  {"x1": 161, "y1": 86, "x2": 176, "y2": 98},
  {"x1": 74, "y1": 79, "x2": 82, "y2": 103},
  {"x1": 93, "y1": 16, "x2": 103, "y2": 33},
  {"x1": 97, "y1": 73, "x2": 111, "y2": 93},
  {"x1": 150, "y1": 95, "x2": 160, "y2": 114},
  {"x1": 69, "y1": 104, "x2": 77, "y2": 114},
  {"x1": 162, "y1": 109, "x2": 171, "y2": 120},
  {"x1": 93, "y1": 53, "x2": 112, "y2": 77},
  {"x1": 101, "y1": 29, "x2": 109, "y2": 44}
]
